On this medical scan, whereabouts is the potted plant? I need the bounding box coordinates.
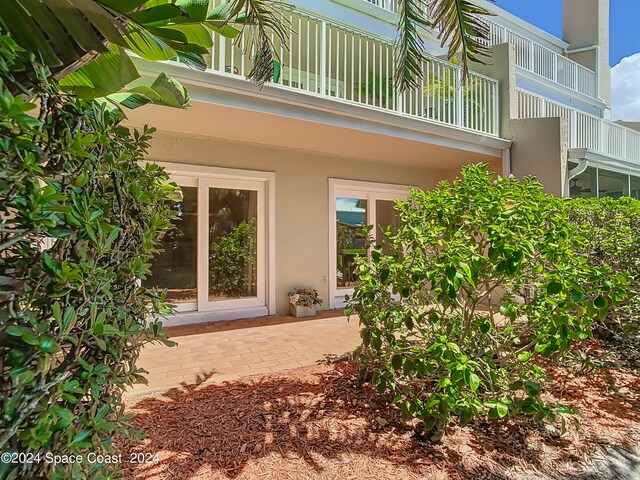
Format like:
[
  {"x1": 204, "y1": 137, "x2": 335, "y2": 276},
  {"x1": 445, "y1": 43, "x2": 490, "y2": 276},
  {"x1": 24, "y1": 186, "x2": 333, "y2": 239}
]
[{"x1": 288, "y1": 288, "x2": 323, "y2": 317}]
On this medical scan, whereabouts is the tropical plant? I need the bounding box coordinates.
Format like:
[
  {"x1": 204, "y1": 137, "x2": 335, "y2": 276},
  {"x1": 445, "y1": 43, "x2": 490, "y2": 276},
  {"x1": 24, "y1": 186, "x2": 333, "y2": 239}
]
[
  {"x1": 0, "y1": 0, "x2": 492, "y2": 101},
  {"x1": 1, "y1": 0, "x2": 289, "y2": 104},
  {"x1": 423, "y1": 56, "x2": 483, "y2": 121},
  {"x1": 564, "y1": 196, "x2": 640, "y2": 338},
  {"x1": 353, "y1": 70, "x2": 395, "y2": 107},
  {"x1": 395, "y1": 0, "x2": 492, "y2": 91},
  {"x1": 346, "y1": 164, "x2": 628, "y2": 441},
  {"x1": 0, "y1": 37, "x2": 179, "y2": 479},
  {"x1": 209, "y1": 218, "x2": 258, "y2": 297}
]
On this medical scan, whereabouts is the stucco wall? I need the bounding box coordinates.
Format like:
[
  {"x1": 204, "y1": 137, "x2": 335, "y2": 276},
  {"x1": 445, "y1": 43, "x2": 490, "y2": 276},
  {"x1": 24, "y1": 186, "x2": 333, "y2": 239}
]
[
  {"x1": 146, "y1": 131, "x2": 481, "y2": 315},
  {"x1": 563, "y1": 0, "x2": 611, "y2": 104},
  {"x1": 506, "y1": 117, "x2": 568, "y2": 196}
]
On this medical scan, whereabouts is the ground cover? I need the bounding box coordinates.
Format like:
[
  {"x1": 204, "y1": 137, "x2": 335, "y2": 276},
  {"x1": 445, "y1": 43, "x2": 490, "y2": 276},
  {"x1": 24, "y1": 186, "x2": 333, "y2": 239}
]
[{"x1": 122, "y1": 339, "x2": 640, "y2": 480}]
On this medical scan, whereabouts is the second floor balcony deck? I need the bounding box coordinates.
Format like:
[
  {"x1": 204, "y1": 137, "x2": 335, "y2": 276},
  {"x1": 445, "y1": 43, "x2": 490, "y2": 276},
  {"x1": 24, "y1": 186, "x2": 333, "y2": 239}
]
[
  {"x1": 485, "y1": 18, "x2": 598, "y2": 99},
  {"x1": 517, "y1": 89, "x2": 640, "y2": 167},
  {"x1": 208, "y1": 7, "x2": 499, "y2": 137},
  {"x1": 350, "y1": 0, "x2": 600, "y2": 101}
]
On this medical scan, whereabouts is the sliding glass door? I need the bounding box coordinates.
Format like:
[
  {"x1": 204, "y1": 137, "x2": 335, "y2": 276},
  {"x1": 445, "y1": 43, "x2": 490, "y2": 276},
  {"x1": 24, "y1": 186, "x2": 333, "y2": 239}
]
[
  {"x1": 330, "y1": 180, "x2": 408, "y2": 308},
  {"x1": 198, "y1": 178, "x2": 266, "y2": 311},
  {"x1": 146, "y1": 169, "x2": 269, "y2": 316}
]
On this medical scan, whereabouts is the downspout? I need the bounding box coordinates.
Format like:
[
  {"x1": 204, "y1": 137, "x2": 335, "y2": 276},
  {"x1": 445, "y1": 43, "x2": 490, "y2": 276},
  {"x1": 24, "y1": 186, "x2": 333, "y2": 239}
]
[
  {"x1": 501, "y1": 148, "x2": 512, "y2": 177},
  {"x1": 565, "y1": 159, "x2": 589, "y2": 198}
]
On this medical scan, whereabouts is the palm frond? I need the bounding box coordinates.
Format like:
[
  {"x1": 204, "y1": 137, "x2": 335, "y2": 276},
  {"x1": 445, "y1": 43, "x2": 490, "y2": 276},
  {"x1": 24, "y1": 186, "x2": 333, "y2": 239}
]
[
  {"x1": 225, "y1": 0, "x2": 289, "y2": 85},
  {"x1": 394, "y1": 0, "x2": 430, "y2": 92},
  {"x1": 430, "y1": 0, "x2": 492, "y2": 77}
]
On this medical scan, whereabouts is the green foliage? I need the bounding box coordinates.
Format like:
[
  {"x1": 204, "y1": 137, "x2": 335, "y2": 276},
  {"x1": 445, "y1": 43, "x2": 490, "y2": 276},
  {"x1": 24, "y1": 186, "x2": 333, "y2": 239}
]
[
  {"x1": 347, "y1": 164, "x2": 628, "y2": 441},
  {"x1": 353, "y1": 71, "x2": 395, "y2": 107},
  {"x1": 564, "y1": 196, "x2": 640, "y2": 337},
  {"x1": 0, "y1": 38, "x2": 179, "y2": 479},
  {"x1": 209, "y1": 218, "x2": 257, "y2": 297},
  {"x1": 0, "y1": 0, "x2": 288, "y2": 100}
]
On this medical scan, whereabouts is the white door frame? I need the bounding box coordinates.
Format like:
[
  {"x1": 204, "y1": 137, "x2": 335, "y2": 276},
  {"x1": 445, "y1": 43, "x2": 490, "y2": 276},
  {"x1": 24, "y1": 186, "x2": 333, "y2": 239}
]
[
  {"x1": 328, "y1": 178, "x2": 410, "y2": 309},
  {"x1": 197, "y1": 177, "x2": 266, "y2": 311},
  {"x1": 153, "y1": 162, "x2": 276, "y2": 320}
]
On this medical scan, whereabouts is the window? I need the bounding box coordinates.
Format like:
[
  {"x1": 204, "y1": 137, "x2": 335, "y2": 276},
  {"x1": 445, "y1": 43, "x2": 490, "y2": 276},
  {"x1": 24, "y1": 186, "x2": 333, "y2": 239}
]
[
  {"x1": 329, "y1": 179, "x2": 409, "y2": 308},
  {"x1": 145, "y1": 164, "x2": 275, "y2": 319},
  {"x1": 599, "y1": 170, "x2": 629, "y2": 199},
  {"x1": 569, "y1": 166, "x2": 597, "y2": 198},
  {"x1": 632, "y1": 176, "x2": 640, "y2": 199}
]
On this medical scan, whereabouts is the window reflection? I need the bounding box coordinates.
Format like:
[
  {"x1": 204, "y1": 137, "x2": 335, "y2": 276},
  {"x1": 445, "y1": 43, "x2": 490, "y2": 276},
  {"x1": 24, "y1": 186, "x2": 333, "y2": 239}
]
[
  {"x1": 145, "y1": 186, "x2": 198, "y2": 306},
  {"x1": 336, "y1": 197, "x2": 367, "y2": 288}
]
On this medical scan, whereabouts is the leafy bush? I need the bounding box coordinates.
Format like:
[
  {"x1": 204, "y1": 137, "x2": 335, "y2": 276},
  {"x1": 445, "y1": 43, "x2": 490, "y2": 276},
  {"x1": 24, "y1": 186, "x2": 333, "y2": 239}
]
[
  {"x1": 347, "y1": 164, "x2": 628, "y2": 441},
  {"x1": 209, "y1": 218, "x2": 257, "y2": 297},
  {"x1": 0, "y1": 37, "x2": 178, "y2": 479},
  {"x1": 564, "y1": 196, "x2": 640, "y2": 338}
]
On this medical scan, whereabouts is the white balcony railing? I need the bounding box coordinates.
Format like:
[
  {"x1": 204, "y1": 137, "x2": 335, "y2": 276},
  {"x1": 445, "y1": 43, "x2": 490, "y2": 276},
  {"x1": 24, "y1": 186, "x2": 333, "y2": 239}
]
[
  {"x1": 485, "y1": 19, "x2": 598, "y2": 99},
  {"x1": 517, "y1": 89, "x2": 640, "y2": 165},
  {"x1": 364, "y1": 0, "x2": 398, "y2": 13},
  {"x1": 209, "y1": 8, "x2": 500, "y2": 136}
]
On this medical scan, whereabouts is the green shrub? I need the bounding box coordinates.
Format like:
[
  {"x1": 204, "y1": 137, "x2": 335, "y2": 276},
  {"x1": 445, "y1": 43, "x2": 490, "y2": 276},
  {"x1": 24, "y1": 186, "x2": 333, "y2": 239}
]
[
  {"x1": 209, "y1": 218, "x2": 257, "y2": 297},
  {"x1": 565, "y1": 196, "x2": 640, "y2": 337},
  {"x1": 346, "y1": 164, "x2": 628, "y2": 441},
  {"x1": 0, "y1": 37, "x2": 178, "y2": 479}
]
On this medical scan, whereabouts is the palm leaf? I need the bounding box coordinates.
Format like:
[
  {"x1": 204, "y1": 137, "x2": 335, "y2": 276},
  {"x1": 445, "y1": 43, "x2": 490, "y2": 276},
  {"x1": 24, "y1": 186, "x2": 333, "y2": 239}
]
[
  {"x1": 224, "y1": 0, "x2": 289, "y2": 84},
  {"x1": 395, "y1": 0, "x2": 430, "y2": 92},
  {"x1": 107, "y1": 72, "x2": 189, "y2": 109},
  {"x1": 430, "y1": 0, "x2": 492, "y2": 77},
  {"x1": 59, "y1": 43, "x2": 139, "y2": 98}
]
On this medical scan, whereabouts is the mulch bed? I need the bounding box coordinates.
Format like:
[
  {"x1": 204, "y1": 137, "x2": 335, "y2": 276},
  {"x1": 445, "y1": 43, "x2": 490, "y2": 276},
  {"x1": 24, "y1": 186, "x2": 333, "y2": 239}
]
[{"x1": 121, "y1": 340, "x2": 640, "y2": 480}]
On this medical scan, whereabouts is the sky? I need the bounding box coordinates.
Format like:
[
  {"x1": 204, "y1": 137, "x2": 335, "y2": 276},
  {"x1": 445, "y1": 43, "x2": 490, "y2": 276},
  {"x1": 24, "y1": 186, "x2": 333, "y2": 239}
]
[{"x1": 494, "y1": 0, "x2": 640, "y2": 121}]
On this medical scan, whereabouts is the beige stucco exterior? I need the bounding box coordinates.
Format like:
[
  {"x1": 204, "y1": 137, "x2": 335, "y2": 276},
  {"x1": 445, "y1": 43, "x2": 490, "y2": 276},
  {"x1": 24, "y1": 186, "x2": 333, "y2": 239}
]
[
  {"x1": 506, "y1": 118, "x2": 568, "y2": 197},
  {"x1": 563, "y1": 0, "x2": 611, "y2": 104},
  {"x1": 143, "y1": 129, "x2": 500, "y2": 316}
]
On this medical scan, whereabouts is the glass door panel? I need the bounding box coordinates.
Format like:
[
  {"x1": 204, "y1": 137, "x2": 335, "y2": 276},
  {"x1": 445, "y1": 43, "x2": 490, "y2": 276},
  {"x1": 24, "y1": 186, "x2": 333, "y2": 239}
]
[
  {"x1": 144, "y1": 184, "x2": 198, "y2": 310},
  {"x1": 208, "y1": 188, "x2": 258, "y2": 301},
  {"x1": 375, "y1": 199, "x2": 400, "y2": 253},
  {"x1": 198, "y1": 178, "x2": 265, "y2": 312},
  {"x1": 336, "y1": 197, "x2": 367, "y2": 289}
]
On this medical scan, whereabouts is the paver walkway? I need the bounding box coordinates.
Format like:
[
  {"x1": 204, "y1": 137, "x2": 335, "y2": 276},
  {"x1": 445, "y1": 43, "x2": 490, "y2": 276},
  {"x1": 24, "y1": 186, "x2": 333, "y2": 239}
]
[{"x1": 128, "y1": 309, "x2": 360, "y2": 397}]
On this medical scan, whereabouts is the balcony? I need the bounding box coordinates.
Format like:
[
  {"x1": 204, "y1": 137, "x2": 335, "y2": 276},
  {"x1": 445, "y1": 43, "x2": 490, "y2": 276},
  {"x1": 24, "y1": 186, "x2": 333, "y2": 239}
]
[
  {"x1": 208, "y1": 7, "x2": 499, "y2": 136},
  {"x1": 517, "y1": 89, "x2": 640, "y2": 165},
  {"x1": 363, "y1": 0, "x2": 398, "y2": 13},
  {"x1": 485, "y1": 19, "x2": 598, "y2": 99}
]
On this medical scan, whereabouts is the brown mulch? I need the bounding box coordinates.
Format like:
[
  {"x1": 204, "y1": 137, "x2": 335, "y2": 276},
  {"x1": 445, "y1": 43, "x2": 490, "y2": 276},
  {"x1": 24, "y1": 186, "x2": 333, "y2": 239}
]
[{"x1": 121, "y1": 341, "x2": 640, "y2": 480}]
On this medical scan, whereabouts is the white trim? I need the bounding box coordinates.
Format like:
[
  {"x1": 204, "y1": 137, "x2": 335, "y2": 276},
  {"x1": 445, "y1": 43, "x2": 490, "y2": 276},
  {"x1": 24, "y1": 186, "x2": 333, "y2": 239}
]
[
  {"x1": 515, "y1": 67, "x2": 607, "y2": 109},
  {"x1": 328, "y1": 178, "x2": 410, "y2": 308},
  {"x1": 160, "y1": 306, "x2": 270, "y2": 327},
  {"x1": 477, "y1": 0, "x2": 569, "y2": 51},
  {"x1": 151, "y1": 161, "x2": 276, "y2": 321}
]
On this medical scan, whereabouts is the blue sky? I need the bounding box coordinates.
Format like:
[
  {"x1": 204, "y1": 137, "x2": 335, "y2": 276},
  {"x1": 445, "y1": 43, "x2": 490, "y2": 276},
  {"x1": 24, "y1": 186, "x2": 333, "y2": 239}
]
[
  {"x1": 494, "y1": 0, "x2": 640, "y2": 67},
  {"x1": 494, "y1": 0, "x2": 640, "y2": 120}
]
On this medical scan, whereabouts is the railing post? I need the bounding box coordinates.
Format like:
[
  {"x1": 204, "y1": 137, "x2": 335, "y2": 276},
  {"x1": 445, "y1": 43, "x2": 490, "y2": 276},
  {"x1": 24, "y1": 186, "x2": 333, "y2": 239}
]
[
  {"x1": 552, "y1": 53, "x2": 558, "y2": 82},
  {"x1": 218, "y1": 31, "x2": 226, "y2": 73},
  {"x1": 456, "y1": 67, "x2": 464, "y2": 128},
  {"x1": 598, "y1": 120, "x2": 605, "y2": 154},
  {"x1": 528, "y1": 40, "x2": 534, "y2": 72},
  {"x1": 320, "y1": 20, "x2": 327, "y2": 95},
  {"x1": 569, "y1": 109, "x2": 577, "y2": 148}
]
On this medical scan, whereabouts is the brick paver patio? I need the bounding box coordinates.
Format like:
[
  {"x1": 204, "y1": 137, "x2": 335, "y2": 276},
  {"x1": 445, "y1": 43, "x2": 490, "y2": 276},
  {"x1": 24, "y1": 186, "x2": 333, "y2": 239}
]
[{"x1": 128, "y1": 309, "x2": 360, "y2": 397}]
